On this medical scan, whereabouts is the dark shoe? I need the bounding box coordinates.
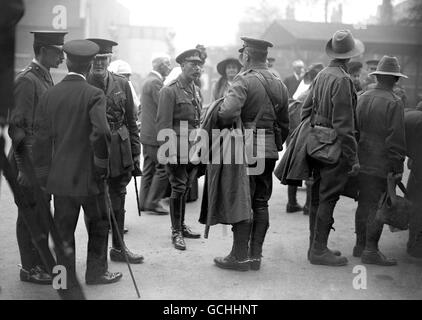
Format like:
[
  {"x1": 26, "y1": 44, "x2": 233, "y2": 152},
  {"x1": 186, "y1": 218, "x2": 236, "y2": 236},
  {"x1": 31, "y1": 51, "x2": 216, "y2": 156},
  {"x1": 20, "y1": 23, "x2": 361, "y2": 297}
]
[
  {"x1": 353, "y1": 245, "x2": 365, "y2": 258},
  {"x1": 307, "y1": 248, "x2": 341, "y2": 260},
  {"x1": 86, "y1": 271, "x2": 123, "y2": 285},
  {"x1": 20, "y1": 266, "x2": 52, "y2": 285},
  {"x1": 361, "y1": 250, "x2": 397, "y2": 266},
  {"x1": 110, "y1": 247, "x2": 144, "y2": 264},
  {"x1": 145, "y1": 206, "x2": 169, "y2": 215},
  {"x1": 124, "y1": 227, "x2": 128, "y2": 234},
  {"x1": 172, "y1": 231, "x2": 186, "y2": 250},
  {"x1": 309, "y1": 248, "x2": 348, "y2": 266},
  {"x1": 214, "y1": 255, "x2": 250, "y2": 271},
  {"x1": 286, "y1": 203, "x2": 303, "y2": 213},
  {"x1": 249, "y1": 258, "x2": 261, "y2": 271},
  {"x1": 182, "y1": 225, "x2": 201, "y2": 239}
]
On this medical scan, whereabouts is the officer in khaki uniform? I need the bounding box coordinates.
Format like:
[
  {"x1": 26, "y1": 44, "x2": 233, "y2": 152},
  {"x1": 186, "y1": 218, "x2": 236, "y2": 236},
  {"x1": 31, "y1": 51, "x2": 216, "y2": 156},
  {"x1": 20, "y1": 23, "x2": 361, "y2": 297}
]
[
  {"x1": 156, "y1": 49, "x2": 202, "y2": 251},
  {"x1": 8, "y1": 30, "x2": 67, "y2": 284},
  {"x1": 214, "y1": 37, "x2": 290, "y2": 271},
  {"x1": 87, "y1": 39, "x2": 143, "y2": 264}
]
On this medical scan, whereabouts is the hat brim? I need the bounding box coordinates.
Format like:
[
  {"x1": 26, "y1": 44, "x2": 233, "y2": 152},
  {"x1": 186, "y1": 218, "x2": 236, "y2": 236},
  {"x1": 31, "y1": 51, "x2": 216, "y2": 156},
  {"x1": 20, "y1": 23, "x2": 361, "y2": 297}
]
[
  {"x1": 369, "y1": 71, "x2": 408, "y2": 78},
  {"x1": 95, "y1": 53, "x2": 113, "y2": 58},
  {"x1": 325, "y1": 38, "x2": 365, "y2": 59},
  {"x1": 217, "y1": 58, "x2": 242, "y2": 76}
]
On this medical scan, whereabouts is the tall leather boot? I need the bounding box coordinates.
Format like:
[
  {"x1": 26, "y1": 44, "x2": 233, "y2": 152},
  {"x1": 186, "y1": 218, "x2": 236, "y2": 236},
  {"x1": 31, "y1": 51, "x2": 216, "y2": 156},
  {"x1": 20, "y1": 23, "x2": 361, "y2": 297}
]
[
  {"x1": 361, "y1": 216, "x2": 397, "y2": 266},
  {"x1": 180, "y1": 192, "x2": 200, "y2": 239},
  {"x1": 309, "y1": 203, "x2": 347, "y2": 266},
  {"x1": 214, "y1": 220, "x2": 251, "y2": 271},
  {"x1": 249, "y1": 207, "x2": 269, "y2": 270},
  {"x1": 110, "y1": 193, "x2": 144, "y2": 264},
  {"x1": 286, "y1": 185, "x2": 303, "y2": 213},
  {"x1": 353, "y1": 203, "x2": 368, "y2": 257},
  {"x1": 307, "y1": 191, "x2": 341, "y2": 260},
  {"x1": 170, "y1": 196, "x2": 186, "y2": 250}
]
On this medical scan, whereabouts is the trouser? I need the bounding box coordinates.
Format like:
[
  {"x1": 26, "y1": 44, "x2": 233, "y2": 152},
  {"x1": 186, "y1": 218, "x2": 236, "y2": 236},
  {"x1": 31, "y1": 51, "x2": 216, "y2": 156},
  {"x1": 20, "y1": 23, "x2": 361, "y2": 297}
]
[
  {"x1": 354, "y1": 173, "x2": 386, "y2": 251},
  {"x1": 287, "y1": 185, "x2": 298, "y2": 205},
  {"x1": 16, "y1": 186, "x2": 51, "y2": 271},
  {"x1": 309, "y1": 158, "x2": 350, "y2": 251},
  {"x1": 54, "y1": 194, "x2": 109, "y2": 284},
  {"x1": 406, "y1": 169, "x2": 422, "y2": 255},
  {"x1": 248, "y1": 159, "x2": 276, "y2": 258},
  {"x1": 108, "y1": 172, "x2": 132, "y2": 250},
  {"x1": 139, "y1": 144, "x2": 169, "y2": 209},
  {"x1": 166, "y1": 163, "x2": 197, "y2": 230}
]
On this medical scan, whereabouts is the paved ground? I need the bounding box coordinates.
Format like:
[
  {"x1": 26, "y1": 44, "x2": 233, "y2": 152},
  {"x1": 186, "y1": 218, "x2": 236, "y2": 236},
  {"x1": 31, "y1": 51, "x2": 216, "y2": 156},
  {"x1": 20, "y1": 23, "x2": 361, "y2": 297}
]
[{"x1": 1, "y1": 159, "x2": 422, "y2": 300}]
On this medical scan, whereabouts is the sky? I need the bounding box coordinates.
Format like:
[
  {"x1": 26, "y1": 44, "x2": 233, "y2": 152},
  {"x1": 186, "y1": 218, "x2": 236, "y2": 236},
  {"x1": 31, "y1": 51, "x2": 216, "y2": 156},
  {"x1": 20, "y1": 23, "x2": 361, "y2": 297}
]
[{"x1": 117, "y1": 0, "x2": 405, "y2": 50}]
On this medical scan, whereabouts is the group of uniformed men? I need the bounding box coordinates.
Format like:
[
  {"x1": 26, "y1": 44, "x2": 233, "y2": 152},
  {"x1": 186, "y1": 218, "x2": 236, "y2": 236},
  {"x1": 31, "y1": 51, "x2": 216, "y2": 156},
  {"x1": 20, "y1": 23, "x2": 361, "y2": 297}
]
[{"x1": 7, "y1": 26, "x2": 422, "y2": 291}]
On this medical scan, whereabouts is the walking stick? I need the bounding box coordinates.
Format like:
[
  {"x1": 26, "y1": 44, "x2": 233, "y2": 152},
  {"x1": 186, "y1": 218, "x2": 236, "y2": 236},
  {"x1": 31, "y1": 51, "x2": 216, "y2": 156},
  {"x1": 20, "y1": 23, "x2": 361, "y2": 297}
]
[
  {"x1": 103, "y1": 181, "x2": 141, "y2": 299},
  {"x1": 133, "y1": 175, "x2": 141, "y2": 217}
]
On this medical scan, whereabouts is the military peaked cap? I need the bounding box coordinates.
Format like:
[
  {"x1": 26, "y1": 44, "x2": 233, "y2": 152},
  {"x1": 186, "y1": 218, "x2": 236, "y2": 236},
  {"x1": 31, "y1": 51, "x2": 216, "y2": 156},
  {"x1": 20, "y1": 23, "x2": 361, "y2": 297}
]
[
  {"x1": 63, "y1": 40, "x2": 99, "y2": 63},
  {"x1": 238, "y1": 37, "x2": 273, "y2": 53},
  {"x1": 176, "y1": 49, "x2": 202, "y2": 64},
  {"x1": 31, "y1": 30, "x2": 67, "y2": 49},
  {"x1": 86, "y1": 38, "x2": 118, "y2": 56}
]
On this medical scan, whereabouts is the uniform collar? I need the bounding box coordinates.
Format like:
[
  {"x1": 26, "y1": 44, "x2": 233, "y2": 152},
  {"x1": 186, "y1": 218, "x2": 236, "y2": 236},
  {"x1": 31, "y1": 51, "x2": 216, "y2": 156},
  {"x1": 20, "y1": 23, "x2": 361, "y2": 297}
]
[
  {"x1": 328, "y1": 59, "x2": 348, "y2": 72},
  {"x1": 176, "y1": 74, "x2": 195, "y2": 90},
  {"x1": 68, "y1": 72, "x2": 86, "y2": 81},
  {"x1": 248, "y1": 62, "x2": 268, "y2": 70},
  {"x1": 374, "y1": 83, "x2": 394, "y2": 92},
  {"x1": 31, "y1": 59, "x2": 54, "y2": 84}
]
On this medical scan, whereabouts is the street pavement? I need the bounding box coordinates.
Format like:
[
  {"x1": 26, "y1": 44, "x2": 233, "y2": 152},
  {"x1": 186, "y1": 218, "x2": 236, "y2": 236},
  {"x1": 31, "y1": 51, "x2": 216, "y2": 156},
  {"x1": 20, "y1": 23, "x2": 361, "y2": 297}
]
[{"x1": 0, "y1": 163, "x2": 422, "y2": 300}]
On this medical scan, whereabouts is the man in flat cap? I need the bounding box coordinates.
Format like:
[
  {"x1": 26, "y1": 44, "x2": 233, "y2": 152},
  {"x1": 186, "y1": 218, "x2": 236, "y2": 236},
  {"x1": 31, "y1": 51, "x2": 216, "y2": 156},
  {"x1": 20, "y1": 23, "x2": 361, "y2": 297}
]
[
  {"x1": 8, "y1": 30, "x2": 67, "y2": 284},
  {"x1": 139, "y1": 54, "x2": 172, "y2": 215},
  {"x1": 87, "y1": 38, "x2": 143, "y2": 264},
  {"x1": 33, "y1": 39, "x2": 122, "y2": 286},
  {"x1": 213, "y1": 37, "x2": 289, "y2": 271},
  {"x1": 354, "y1": 56, "x2": 407, "y2": 266},
  {"x1": 301, "y1": 29, "x2": 363, "y2": 266},
  {"x1": 156, "y1": 48, "x2": 203, "y2": 251}
]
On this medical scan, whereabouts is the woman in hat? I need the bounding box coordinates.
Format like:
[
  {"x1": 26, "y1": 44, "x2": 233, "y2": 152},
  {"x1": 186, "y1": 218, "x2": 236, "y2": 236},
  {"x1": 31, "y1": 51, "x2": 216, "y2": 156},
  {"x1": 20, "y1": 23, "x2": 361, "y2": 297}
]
[{"x1": 211, "y1": 57, "x2": 242, "y2": 101}]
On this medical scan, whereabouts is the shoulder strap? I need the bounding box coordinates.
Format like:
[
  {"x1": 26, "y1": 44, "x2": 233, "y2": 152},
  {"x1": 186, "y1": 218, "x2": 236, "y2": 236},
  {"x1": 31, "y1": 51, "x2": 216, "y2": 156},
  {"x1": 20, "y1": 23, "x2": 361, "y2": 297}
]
[{"x1": 252, "y1": 71, "x2": 278, "y2": 125}]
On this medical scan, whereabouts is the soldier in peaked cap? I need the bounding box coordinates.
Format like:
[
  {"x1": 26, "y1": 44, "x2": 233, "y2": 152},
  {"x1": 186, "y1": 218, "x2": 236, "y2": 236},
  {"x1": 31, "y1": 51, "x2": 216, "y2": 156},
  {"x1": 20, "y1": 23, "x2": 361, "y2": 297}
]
[
  {"x1": 156, "y1": 48, "x2": 203, "y2": 251},
  {"x1": 300, "y1": 29, "x2": 364, "y2": 267},
  {"x1": 212, "y1": 37, "x2": 289, "y2": 271},
  {"x1": 86, "y1": 38, "x2": 143, "y2": 264},
  {"x1": 8, "y1": 30, "x2": 67, "y2": 285},
  {"x1": 32, "y1": 39, "x2": 123, "y2": 286},
  {"x1": 353, "y1": 56, "x2": 407, "y2": 266}
]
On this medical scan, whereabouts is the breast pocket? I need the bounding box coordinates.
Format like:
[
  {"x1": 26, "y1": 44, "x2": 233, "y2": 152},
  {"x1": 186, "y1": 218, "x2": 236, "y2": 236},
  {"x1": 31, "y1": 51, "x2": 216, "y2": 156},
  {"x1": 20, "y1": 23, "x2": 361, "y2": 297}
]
[{"x1": 175, "y1": 95, "x2": 195, "y2": 121}]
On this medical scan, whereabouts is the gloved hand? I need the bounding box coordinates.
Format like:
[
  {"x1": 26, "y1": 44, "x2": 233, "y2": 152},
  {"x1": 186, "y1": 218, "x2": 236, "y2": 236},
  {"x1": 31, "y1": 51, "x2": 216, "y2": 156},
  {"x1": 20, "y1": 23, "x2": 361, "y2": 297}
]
[
  {"x1": 132, "y1": 155, "x2": 142, "y2": 177},
  {"x1": 347, "y1": 163, "x2": 360, "y2": 177}
]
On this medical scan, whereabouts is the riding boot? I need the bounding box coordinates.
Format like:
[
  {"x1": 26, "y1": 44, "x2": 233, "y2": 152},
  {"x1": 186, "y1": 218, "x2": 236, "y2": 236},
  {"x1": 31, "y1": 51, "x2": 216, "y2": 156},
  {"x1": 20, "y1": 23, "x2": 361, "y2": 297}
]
[
  {"x1": 361, "y1": 216, "x2": 397, "y2": 266},
  {"x1": 170, "y1": 196, "x2": 186, "y2": 250},
  {"x1": 214, "y1": 220, "x2": 251, "y2": 271},
  {"x1": 309, "y1": 202, "x2": 347, "y2": 266},
  {"x1": 303, "y1": 179, "x2": 312, "y2": 215},
  {"x1": 180, "y1": 192, "x2": 200, "y2": 239},
  {"x1": 286, "y1": 185, "x2": 303, "y2": 213},
  {"x1": 249, "y1": 207, "x2": 269, "y2": 270},
  {"x1": 353, "y1": 203, "x2": 368, "y2": 257}
]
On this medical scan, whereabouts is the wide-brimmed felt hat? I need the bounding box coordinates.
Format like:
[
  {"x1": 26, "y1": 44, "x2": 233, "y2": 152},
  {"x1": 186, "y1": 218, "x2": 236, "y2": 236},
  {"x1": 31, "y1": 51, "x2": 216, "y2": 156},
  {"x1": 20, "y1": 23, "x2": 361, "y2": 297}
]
[
  {"x1": 325, "y1": 29, "x2": 365, "y2": 59},
  {"x1": 216, "y1": 58, "x2": 242, "y2": 76},
  {"x1": 369, "y1": 55, "x2": 408, "y2": 78}
]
